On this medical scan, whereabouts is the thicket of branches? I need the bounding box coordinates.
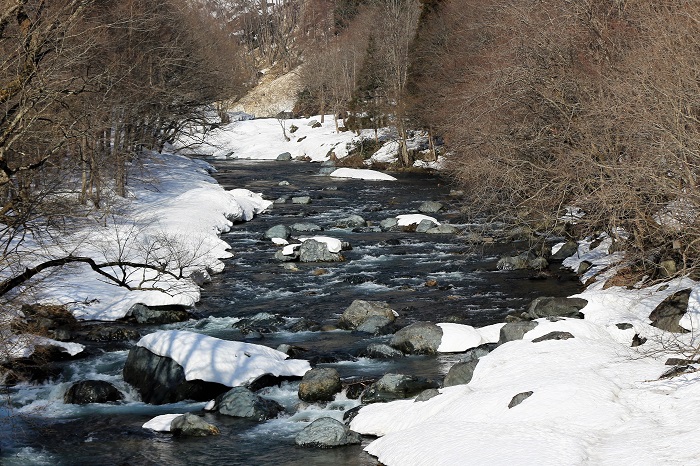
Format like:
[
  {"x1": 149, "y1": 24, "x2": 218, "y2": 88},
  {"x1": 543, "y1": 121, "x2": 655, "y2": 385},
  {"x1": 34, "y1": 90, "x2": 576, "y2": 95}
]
[{"x1": 0, "y1": 0, "x2": 247, "y2": 299}]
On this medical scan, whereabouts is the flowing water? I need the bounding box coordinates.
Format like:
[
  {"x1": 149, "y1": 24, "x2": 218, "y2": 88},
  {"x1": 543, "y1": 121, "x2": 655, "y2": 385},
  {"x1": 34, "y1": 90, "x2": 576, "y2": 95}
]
[{"x1": 0, "y1": 160, "x2": 582, "y2": 465}]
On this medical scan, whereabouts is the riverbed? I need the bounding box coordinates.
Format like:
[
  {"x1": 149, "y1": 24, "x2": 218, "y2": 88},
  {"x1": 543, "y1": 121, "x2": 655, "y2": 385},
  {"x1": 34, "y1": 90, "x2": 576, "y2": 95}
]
[{"x1": 1, "y1": 159, "x2": 582, "y2": 465}]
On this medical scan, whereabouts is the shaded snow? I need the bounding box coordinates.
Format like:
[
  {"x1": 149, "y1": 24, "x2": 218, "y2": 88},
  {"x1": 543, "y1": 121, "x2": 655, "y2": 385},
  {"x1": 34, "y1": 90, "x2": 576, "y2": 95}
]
[{"x1": 329, "y1": 168, "x2": 397, "y2": 181}]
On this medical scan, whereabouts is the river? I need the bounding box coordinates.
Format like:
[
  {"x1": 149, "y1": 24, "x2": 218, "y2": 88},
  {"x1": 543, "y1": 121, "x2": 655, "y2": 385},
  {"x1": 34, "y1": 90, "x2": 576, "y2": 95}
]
[{"x1": 0, "y1": 159, "x2": 582, "y2": 465}]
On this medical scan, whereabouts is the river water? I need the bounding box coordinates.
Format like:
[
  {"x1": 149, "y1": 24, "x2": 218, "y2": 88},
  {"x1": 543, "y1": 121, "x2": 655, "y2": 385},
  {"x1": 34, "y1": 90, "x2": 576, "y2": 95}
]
[{"x1": 0, "y1": 160, "x2": 582, "y2": 465}]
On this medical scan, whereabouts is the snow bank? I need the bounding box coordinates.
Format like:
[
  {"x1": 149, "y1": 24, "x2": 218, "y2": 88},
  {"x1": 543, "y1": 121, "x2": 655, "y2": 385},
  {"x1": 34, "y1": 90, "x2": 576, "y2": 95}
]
[
  {"x1": 137, "y1": 330, "x2": 310, "y2": 387},
  {"x1": 24, "y1": 153, "x2": 271, "y2": 321},
  {"x1": 174, "y1": 115, "x2": 391, "y2": 162},
  {"x1": 329, "y1": 168, "x2": 397, "y2": 181},
  {"x1": 1, "y1": 334, "x2": 84, "y2": 361},
  {"x1": 352, "y1": 236, "x2": 700, "y2": 465}
]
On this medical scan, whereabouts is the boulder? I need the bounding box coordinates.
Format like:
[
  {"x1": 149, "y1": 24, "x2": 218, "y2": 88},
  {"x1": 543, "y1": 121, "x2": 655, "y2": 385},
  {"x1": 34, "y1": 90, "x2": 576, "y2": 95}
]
[
  {"x1": 525, "y1": 297, "x2": 588, "y2": 319},
  {"x1": 508, "y1": 391, "x2": 533, "y2": 408},
  {"x1": 390, "y1": 322, "x2": 443, "y2": 354},
  {"x1": 361, "y1": 373, "x2": 439, "y2": 403},
  {"x1": 418, "y1": 201, "x2": 443, "y2": 214},
  {"x1": 379, "y1": 218, "x2": 399, "y2": 231},
  {"x1": 496, "y1": 255, "x2": 529, "y2": 271},
  {"x1": 319, "y1": 167, "x2": 336, "y2": 176},
  {"x1": 232, "y1": 312, "x2": 287, "y2": 335},
  {"x1": 414, "y1": 388, "x2": 440, "y2": 402},
  {"x1": 128, "y1": 304, "x2": 192, "y2": 325},
  {"x1": 295, "y1": 417, "x2": 361, "y2": 448},
  {"x1": 291, "y1": 222, "x2": 323, "y2": 233},
  {"x1": 171, "y1": 413, "x2": 220, "y2": 437},
  {"x1": 274, "y1": 196, "x2": 289, "y2": 204},
  {"x1": 355, "y1": 315, "x2": 395, "y2": 334},
  {"x1": 531, "y1": 331, "x2": 575, "y2": 343},
  {"x1": 338, "y1": 300, "x2": 395, "y2": 330},
  {"x1": 63, "y1": 380, "x2": 123, "y2": 405},
  {"x1": 298, "y1": 368, "x2": 342, "y2": 402},
  {"x1": 649, "y1": 289, "x2": 691, "y2": 333},
  {"x1": 335, "y1": 215, "x2": 366, "y2": 228},
  {"x1": 216, "y1": 387, "x2": 283, "y2": 421},
  {"x1": 498, "y1": 321, "x2": 538, "y2": 345},
  {"x1": 275, "y1": 249, "x2": 299, "y2": 261},
  {"x1": 299, "y1": 239, "x2": 343, "y2": 262},
  {"x1": 426, "y1": 224, "x2": 459, "y2": 234},
  {"x1": 292, "y1": 196, "x2": 311, "y2": 204},
  {"x1": 84, "y1": 326, "x2": 140, "y2": 342},
  {"x1": 550, "y1": 241, "x2": 579, "y2": 261},
  {"x1": 307, "y1": 119, "x2": 320, "y2": 127},
  {"x1": 123, "y1": 346, "x2": 229, "y2": 404},
  {"x1": 277, "y1": 152, "x2": 292, "y2": 161},
  {"x1": 443, "y1": 359, "x2": 478, "y2": 387},
  {"x1": 415, "y1": 219, "x2": 437, "y2": 233},
  {"x1": 362, "y1": 343, "x2": 404, "y2": 359},
  {"x1": 264, "y1": 224, "x2": 291, "y2": 240}
]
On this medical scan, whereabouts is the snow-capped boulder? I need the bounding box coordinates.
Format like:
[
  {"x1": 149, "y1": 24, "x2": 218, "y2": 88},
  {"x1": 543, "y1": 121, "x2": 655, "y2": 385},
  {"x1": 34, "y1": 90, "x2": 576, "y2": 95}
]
[
  {"x1": 123, "y1": 330, "x2": 310, "y2": 404},
  {"x1": 299, "y1": 239, "x2": 344, "y2": 262}
]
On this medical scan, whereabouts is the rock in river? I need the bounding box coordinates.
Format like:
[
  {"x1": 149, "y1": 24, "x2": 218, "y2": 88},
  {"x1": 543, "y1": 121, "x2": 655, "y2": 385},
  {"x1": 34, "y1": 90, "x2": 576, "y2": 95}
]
[
  {"x1": 390, "y1": 322, "x2": 443, "y2": 354},
  {"x1": 295, "y1": 417, "x2": 361, "y2": 448},
  {"x1": 64, "y1": 380, "x2": 123, "y2": 404},
  {"x1": 298, "y1": 368, "x2": 342, "y2": 402}
]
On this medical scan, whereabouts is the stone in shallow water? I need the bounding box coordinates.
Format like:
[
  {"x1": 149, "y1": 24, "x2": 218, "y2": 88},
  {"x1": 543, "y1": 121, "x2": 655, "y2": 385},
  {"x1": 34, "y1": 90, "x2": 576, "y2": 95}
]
[
  {"x1": 390, "y1": 322, "x2": 443, "y2": 354},
  {"x1": 63, "y1": 380, "x2": 123, "y2": 405},
  {"x1": 298, "y1": 368, "x2": 342, "y2": 402},
  {"x1": 361, "y1": 373, "x2": 439, "y2": 403},
  {"x1": 216, "y1": 386, "x2": 283, "y2": 421},
  {"x1": 171, "y1": 413, "x2": 219, "y2": 436},
  {"x1": 295, "y1": 417, "x2": 361, "y2": 448}
]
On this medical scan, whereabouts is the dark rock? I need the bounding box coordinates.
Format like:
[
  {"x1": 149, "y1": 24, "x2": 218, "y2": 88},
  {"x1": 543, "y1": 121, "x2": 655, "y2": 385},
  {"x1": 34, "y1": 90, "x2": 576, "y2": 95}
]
[
  {"x1": 508, "y1": 391, "x2": 533, "y2": 408},
  {"x1": 414, "y1": 388, "x2": 440, "y2": 402},
  {"x1": 299, "y1": 239, "x2": 344, "y2": 262},
  {"x1": 362, "y1": 373, "x2": 439, "y2": 404},
  {"x1": 343, "y1": 274, "x2": 374, "y2": 285},
  {"x1": 496, "y1": 255, "x2": 529, "y2": 271},
  {"x1": 298, "y1": 368, "x2": 342, "y2": 402},
  {"x1": 288, "y1": 319, "x2": 321, "y2": 332},
  {"x1": 390, "y1": 322, "x2": 443, "y2": 354},
  {"x1": 415, "y1": 219, "x2": 437, "y2": 233},
  {"x1": 616, "y1": 323, "x2": 634, "y2": 330},
  {"x1": 498, "y1": 321, "x2": 538, "y2": 345},
  {"x1": 631, "y1": 334, "x2": 647, "y2": 347},
  {"x1": 342, "y1": 405, "x2": 363, "y2": 424},
  {"x1": 171, "y1": 413, "x2": 220, "y2": 437},
  {"x1": 232, "y1": 312, "x2": 287, "y2": 335},
  {"x1": 277, "y1": 152, "x2": 292, "y2": 161},
  {"x1": 362, "y1": 343, "x2": 404, "y2": 359},
  {"x1": 418, "y1": 201, "x2": 443, "y2": 213},
  {"x1": 307, "y1": 120, "x2": 320, "y2": 127},
  {"x1": 264, "y1": 224, "x2": 291, "y2": 240},
  {"x1": 216, "y1": 387, "x2": 283, "y2": 421},
  {"x1": 275, "y1": 249, "x2": 299, "y2": 262},
  {"x1": 443, "y1": 359, "x2": 479, "y2": 387},
  {"x1": 526, "y1": 297, "x2": 588, "y2": 319},
  {"x1": 649, "y1": 289, "x2": 691, "y2": 333},
  {"x1": 344, "y1": 378, "x2": 376, "y2": 399},
  {"x1": 665, "y1": 357, "x2": 699, "y2": 366},
  {"x1": 339, "y1": 300, "x2": 395, "y2": 330},
  {"x1": 550, "y1": 241, "x2": 579, "y2": 261},
  {"x1": 123, "y1": 346, "x2": 229, "y2": 404},
  {"x1": 63, "y1": 380, "x2": 123, "y2": 405},
  {"x1": 295, "y1": 417, "x2": 361, "y2": 448},
  {"x1": 275, "y1": 344, "x2": 307, "y2": 358},
  {"x1": 531, "y1": 331, "x2": 575, "y2": 343},
  {"x1": 128, "y1": 304, "x2": 192, "y2": 325},
  {"x1": 20, "y1": 304, "x2": 77, "y2": 332},
  {"x1": 577, "y1": 261, "x2": 592, "y2": 275}
]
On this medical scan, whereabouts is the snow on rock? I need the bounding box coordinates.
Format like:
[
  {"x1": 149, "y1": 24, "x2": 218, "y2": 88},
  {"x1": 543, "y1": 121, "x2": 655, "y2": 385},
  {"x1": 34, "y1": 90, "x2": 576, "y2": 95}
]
[
  {"x1": 436, "y1": 323, "x2": 506, "y2": 353},
  {"x1": 281, "y1": 236, "x2": 343, "y2": 256},
  {"x1": 1, "y1": 334, "x2": 84, "y2": 361},
  {"x1": 396, "y1": 214, "x2": 440, "y2": 227},
  {"x1": 143, "y1": 413, "x2": 182, "y2": 432},
  {"x1": 329, "y1": 168, "x2": 397, "y2": 181},
  {"x1": 137, "y1": 330, "x2": 311, "y2": 387}
]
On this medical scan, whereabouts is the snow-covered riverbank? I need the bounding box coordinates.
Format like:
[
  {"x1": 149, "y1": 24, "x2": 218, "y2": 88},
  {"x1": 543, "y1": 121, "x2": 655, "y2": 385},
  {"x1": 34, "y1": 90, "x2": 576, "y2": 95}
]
[{"x1": 351, "y1": 235, "x2": 700, "y2": 465}]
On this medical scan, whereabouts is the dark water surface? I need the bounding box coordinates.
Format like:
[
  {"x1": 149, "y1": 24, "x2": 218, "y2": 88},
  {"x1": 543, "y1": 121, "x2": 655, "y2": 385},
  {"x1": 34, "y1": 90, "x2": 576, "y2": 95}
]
[{"x1": 1, "y1": 160, "x2": 582, "y2": 465}]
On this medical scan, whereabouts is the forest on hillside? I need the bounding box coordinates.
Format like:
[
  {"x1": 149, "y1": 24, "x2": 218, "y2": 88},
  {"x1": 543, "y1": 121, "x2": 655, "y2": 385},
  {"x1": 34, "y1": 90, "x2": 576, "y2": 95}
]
[{"x1": 3, "y1": 0, "x2": 700, "y2": 285}]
